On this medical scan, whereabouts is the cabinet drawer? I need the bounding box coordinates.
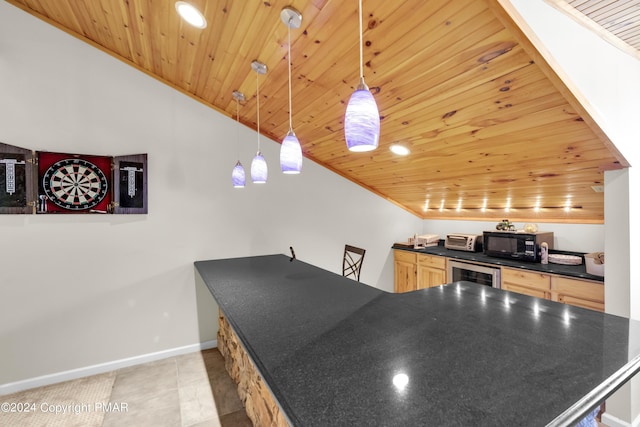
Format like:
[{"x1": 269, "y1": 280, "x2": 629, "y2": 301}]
[
  {"x1": 551, "y1": 277, "x2": 604, "y2": 303},
  {"x1": 502, "y1": 283, "x2": 549, "y2": 299},
  {"x1": 501, "y1": 268, "x2": 550, "y2": 291},
  {"x1": 557, "y1": 295, "x2": 604, "y2": 312},
  {"x1": 394, "y1": 250, "x2": 416, "y2": 264},
  {"x1": 417, "y1": 254, "x2": 446, "y2": 269}
]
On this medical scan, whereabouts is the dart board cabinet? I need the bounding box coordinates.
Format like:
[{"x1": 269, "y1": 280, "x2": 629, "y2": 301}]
[
  {"x1": 112, "y1": 154, "x2": 148, "y2": 214},
  {"x1": 0, "y1": 143, "x2": 147, "y2": 215},
  {"x1": 0, "y1": 142, "x2": 37, "y2": 214}
]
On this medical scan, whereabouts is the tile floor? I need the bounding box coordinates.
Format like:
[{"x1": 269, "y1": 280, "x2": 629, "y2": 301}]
[{"x1": 1, "y1": 348, "x2": 252, "y2": 427}]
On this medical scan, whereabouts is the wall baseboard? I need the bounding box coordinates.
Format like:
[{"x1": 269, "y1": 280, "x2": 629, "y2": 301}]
[
  {"x1": 602, "y1": 411, "x2": 640, "y2": 427},
  {"x1": 0, "y1": 340, "x2": 217, "y2": 396}
]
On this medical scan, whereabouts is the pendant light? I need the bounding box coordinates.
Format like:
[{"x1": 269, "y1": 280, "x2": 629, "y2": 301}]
[
  {"x1": 251, "y1": 60, "x2": 268, "y2": 184},
  {"x1": 231, "y1": 90, "x2": 246, "y2": 188},
  {"x1": 279, "y1": 7, "x2": 303, "y2": 174},
  {"x1": 344, "y1": 0, "x2": 380, "y2": 152}
]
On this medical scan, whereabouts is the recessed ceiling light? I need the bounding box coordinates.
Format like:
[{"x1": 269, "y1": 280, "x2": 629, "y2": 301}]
[
  {"x1": 390, "y1": 144, "x2": 410, "y2": 156},
  {"x1": 175, "y1": 2, "x2": 207, "y2": 29}
]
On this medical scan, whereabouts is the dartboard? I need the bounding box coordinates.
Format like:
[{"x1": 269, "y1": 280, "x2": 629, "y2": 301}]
[{"x1": 42, "y1": 158, "x2": 109, "y2": 210}]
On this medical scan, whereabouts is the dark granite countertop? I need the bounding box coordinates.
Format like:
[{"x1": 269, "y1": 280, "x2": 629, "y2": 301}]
[
  {"x1": 392, "y1": 244, "x2": 605, "y2": 282},
  {"x1": 195, "y1": 254, "x2": 639, "y2": 427}
]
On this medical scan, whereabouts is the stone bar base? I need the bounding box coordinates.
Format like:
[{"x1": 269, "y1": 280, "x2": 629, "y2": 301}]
[{"x1": 217, "y1": 312, "x2": 290, "y2": 427}]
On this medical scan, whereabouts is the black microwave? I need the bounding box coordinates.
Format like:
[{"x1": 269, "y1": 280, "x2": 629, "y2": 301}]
[{"x1": 483, "y1": 231, "x2": 554, "y2": 262}]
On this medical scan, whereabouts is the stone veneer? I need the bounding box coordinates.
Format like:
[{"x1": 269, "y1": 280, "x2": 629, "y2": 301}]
[{"x1": 217, "y1": 312, "x2": 289, "y2": 427}]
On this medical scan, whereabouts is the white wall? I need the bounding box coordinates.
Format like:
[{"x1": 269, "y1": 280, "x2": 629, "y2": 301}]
[
  {"x1": 507, "y1": 1, "x2": 640, "y2": 425},
  {"x1": 0, "y1": 1, "x2": 422, "y2": 389}
]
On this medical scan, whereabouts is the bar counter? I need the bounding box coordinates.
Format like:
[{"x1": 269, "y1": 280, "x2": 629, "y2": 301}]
[{"x1": 194, "y1": 254, "x2": 640, "y2": 427}]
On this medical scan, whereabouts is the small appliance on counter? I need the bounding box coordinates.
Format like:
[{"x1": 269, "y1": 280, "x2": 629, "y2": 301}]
[
  {"x1": 444, "y1": 234, "x2": 483, "y2": 252},
  {"x1": 408, "y1": 234, "x2": 440, "y2": 248},
  {"x1": 483, "y1": 230, "x2": 554, "y2": 262}
]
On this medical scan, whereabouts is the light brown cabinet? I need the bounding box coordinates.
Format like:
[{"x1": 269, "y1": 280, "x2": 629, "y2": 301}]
[
  {"x1": 394, "y1": 250, "x2": 417, "y2": 293},
  {"x1": 417, "y1": 254, "x2": 447, "y2": 289},
  {"x1": 501, "y1": 268, "x2": 551, "y2": 300},
  {"x1": 551, "y1": 276, "x2": 604, "y2": 312},
  {"x1": 502, "y1": 267, "x2": 604, "y2": 312},
  {"x1": 393, "y1": 250, "x2": 604, "y2": 312},
  {"x1": 394, "y1": 250, "x2": 446, "y2": 292}
]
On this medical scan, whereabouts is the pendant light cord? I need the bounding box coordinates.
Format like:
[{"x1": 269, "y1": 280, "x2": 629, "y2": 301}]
[
  {"x1": 256, "y1": 71, "x2": 261, "y2": 151},
  {"x1": 235, "y1": 98, "x2": 240, "y2": 158},
  {"x1": 288, "y1": 20, "x2": 293, "y2": 131},
  {"x1": 359, "y1": 0, "x2": 363, "y2": 80}
]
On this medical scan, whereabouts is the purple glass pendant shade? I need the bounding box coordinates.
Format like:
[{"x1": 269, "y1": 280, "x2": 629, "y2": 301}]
[
  {"x1": 251, "y1": 151, "x2": 268, "y2": 184},
  {"x1": 280, "y1": 130, "x2": 302, "y2": 174},
  {"x1": 345, "y1": 79, "x2": 380, "y2": 152},
  {"x1": 231, "y1": 90, "x2": 246, "y2": 189},
  {"x1": 232, "y1": 161, "x2": 245, "y2": 188}
]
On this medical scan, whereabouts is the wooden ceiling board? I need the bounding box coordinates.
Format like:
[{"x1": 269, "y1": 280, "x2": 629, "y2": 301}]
[{"x1": 4, "y1": 0, "x2": 631, "y2": 223}]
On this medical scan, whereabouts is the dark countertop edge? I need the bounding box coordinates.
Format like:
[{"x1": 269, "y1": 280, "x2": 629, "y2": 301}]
[
  {"x1": 392, "y1": 245, "x2": 605, "y2": 283},
  {"x1": 548, "y1": 353, "x2": 640, "y2": 426}
]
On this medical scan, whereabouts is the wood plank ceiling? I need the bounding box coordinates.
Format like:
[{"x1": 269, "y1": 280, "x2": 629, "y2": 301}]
[{"x1": 5, "y1": 0, "x2": 632, "y2": 223}]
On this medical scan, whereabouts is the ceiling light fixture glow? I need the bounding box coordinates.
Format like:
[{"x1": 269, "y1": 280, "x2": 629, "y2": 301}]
[
  {"x1": 344, "y1": 0, "x2": 380, "y2": 152},
  {"x1": 534, "y1": 197, "x2": 541, "y2": 212},
  {"x1": 390, "y1": 144, "x2": 410, "y2": 156},
  {"x1": 175, "y1": 2, "x2": 207, "y2": 29}
]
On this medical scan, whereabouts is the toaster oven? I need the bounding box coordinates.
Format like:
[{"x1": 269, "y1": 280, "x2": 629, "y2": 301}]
[{"x1": 444, "y1": 234, "x2": 482, "y2": 252}]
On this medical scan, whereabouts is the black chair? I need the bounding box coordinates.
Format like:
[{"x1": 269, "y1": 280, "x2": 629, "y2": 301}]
[{"x1": 343, "y1": 244, "x2": 366, "y2": 281}]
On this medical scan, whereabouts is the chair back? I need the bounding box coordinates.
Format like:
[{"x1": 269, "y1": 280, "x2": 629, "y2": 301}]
[{"x1": 343, "y1": 244, "x2": 366, "y2": 281}]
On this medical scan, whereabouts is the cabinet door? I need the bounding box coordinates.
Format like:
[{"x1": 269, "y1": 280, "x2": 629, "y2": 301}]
[
  {"x1": 394, "y1": 251, "x2": 417, "y2": 293},
  {"x1": 0, "y1": 142, "x2": 36, "y2": 214},
  {"x1": 417, "y1": 265, "x2": 446, "y2": 289},
  {"x1": 501, "y1": 268, "x2": 551, "y2": 299},
  {"x1": 551, "y1": 277, "x2": 604, "y2": 312},
  {"x1": 113, "y1": 153, "x2": 148, "y2": 214},
  {"x1": 395, "y1": 260, "x2": 416, "y2": 292},
  {"x1": 417, "y1": 254, "x2": 446, "y2": 289}
]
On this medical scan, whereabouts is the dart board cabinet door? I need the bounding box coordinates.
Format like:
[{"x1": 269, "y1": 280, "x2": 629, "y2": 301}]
[
  {"x1": 113, "y1": 154, "x2": 147, "y2": 214},
  {"x1": 0, "y1": 142, "x2": 37, "y2": 214},
  {"x1": 37, "y1": 151, "x2": 112, "y2": 214}
]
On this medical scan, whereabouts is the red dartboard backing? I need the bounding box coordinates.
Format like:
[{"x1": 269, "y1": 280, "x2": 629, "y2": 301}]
[{"x1": 38, "y1": 152, "x2": 112, "y2": 214}]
